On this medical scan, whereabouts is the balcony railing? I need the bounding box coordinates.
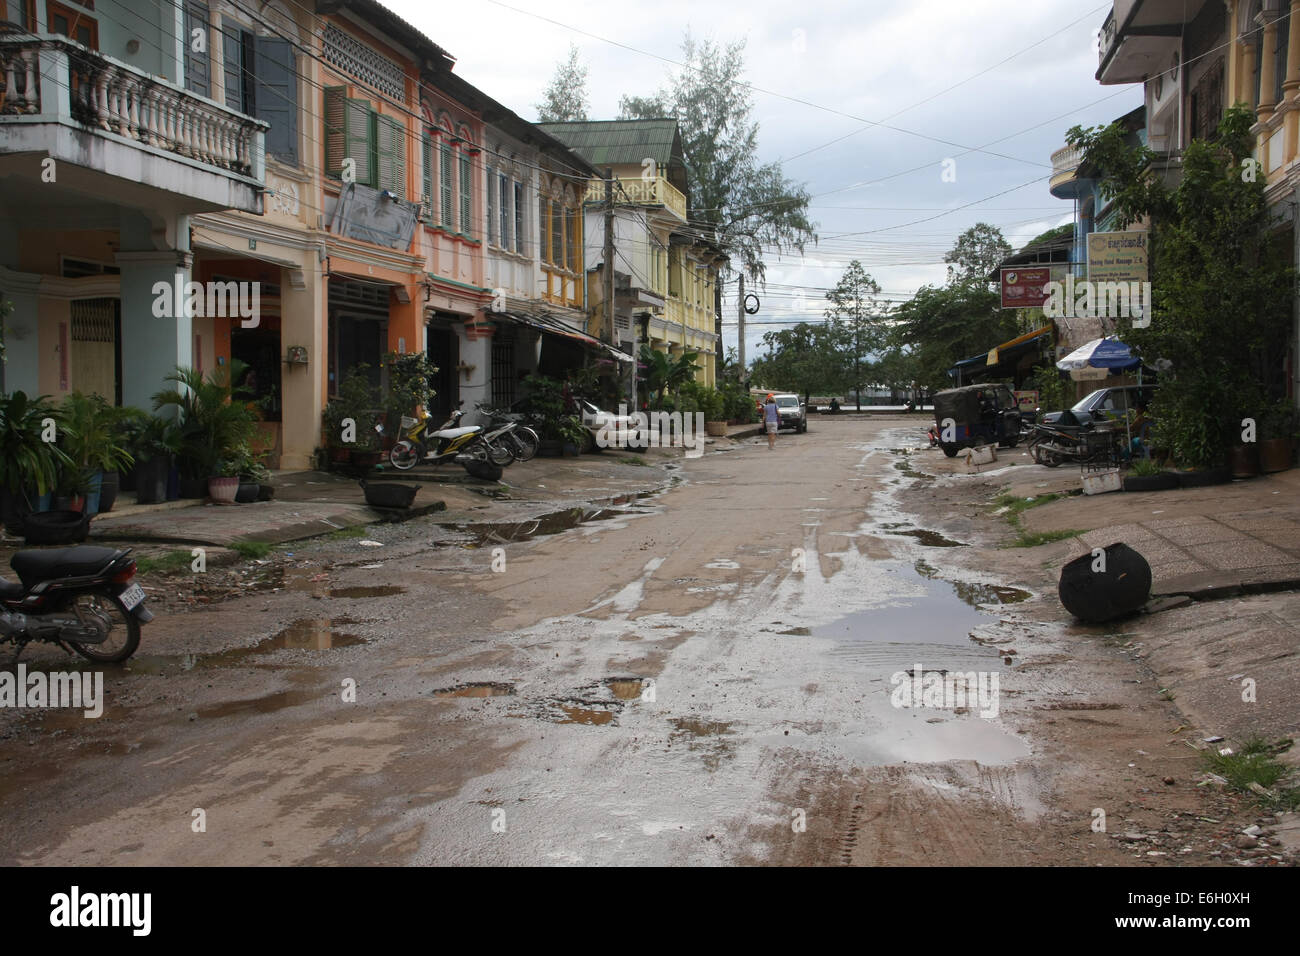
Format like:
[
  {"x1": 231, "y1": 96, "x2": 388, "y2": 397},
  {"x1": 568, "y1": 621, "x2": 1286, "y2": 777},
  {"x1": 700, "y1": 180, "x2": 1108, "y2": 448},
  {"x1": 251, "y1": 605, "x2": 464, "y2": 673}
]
[
  {"x1": 0, "y1": 34, "x2": 265, "y2": 181},
  {"x1": 1051, "y1": 144, "x2": 1082, "y2": 177},
  {"x1": 592, "y1": 174, "x2": 687, "y2": 221}
]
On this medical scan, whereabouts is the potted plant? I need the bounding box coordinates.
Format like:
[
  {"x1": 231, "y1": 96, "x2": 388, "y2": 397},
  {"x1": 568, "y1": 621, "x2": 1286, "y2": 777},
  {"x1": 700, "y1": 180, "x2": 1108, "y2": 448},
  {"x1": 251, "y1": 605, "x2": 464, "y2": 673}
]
[
  {"x1": 702, "y1": 388, "x2": 728, "y2": 437},
  {"x1": 208, "y1": 458, "x2": 240, "y2": 503},
  {"x1": 131, "y1": 415, "x2": 180, "y2": 504},
  {"x1": 558, "y1": 415, "x2": 588, "y2": 456},
  {"x1": 53, "y1": 462, "x2": 92, "y2": 512},
  {"x1": 522, "y1": 374, "x2": 567, "y2": 456},
  {"x1": 382, "y1": 351, "x2": 438, "y2": 448},
  {"x1": 153, "y1": 363, "x2": 258, "y2": 496},
  {"x1": 323, "y1": 365, "x2": 383, "y2": 466},
  {"x1": 1122, "y1": 456, "x2": 1177, "y2": 492},
  {"x1": 1260, "y1": 399, "x2": 1299, "y2": 473},
  {"x1": 59, "y1": 392, "x2": 134, "y2": 516},
  {"x1": 0, "y1": 390, "x2": 71, "y2": 531}
]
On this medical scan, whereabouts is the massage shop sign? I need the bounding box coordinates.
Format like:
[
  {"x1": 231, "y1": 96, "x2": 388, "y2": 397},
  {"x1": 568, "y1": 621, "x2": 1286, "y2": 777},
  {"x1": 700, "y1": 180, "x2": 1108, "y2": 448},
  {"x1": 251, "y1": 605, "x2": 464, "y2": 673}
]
[{"x1": 1086, "y1": 231, "x2": 1148, "y2": 284}]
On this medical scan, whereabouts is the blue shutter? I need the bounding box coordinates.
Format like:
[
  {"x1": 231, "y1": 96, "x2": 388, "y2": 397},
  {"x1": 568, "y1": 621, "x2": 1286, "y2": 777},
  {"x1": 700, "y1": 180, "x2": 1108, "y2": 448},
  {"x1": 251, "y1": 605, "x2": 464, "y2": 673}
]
[
  {"x1": 183, "y1": 1, "x2": 210, "y2": 98},
  {"x1": 253, "y1": 37, "x2": 297, "y2": 165}
]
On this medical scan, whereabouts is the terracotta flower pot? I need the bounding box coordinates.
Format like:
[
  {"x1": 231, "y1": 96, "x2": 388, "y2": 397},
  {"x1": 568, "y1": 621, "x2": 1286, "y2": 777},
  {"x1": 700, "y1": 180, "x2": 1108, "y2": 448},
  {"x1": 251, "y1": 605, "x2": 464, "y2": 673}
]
[
  {"x1": 207, "y1": 476, "x2": 239, "y2": 503},
  {"x1": 1260, "y1": 437, "x2": 1295, "y2": 473},
  {"x1": 1228, "y1": 443, "x2": 1260, "y2": 479}
]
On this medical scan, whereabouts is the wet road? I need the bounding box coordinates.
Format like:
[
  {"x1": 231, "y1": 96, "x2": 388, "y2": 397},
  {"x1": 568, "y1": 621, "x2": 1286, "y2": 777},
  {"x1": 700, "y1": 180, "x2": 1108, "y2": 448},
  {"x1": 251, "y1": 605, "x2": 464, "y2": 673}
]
[{"x1": 0, "y1": 418, "x2": 1041, "y2": 865}]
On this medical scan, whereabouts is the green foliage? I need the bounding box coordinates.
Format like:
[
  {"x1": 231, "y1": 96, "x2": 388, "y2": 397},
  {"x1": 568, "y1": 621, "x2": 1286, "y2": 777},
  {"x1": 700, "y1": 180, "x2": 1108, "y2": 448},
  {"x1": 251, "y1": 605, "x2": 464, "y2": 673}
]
[
  {"x1": 231, "y1": 540, "x2": 272, "y2": 559},
  {"x1": 619, "y1": 31, "x2": 815, "y2": 284},
  {"x1": 152, "y1": 362, "x2": 259, "y2": 478},
  {"x1": 383, "y1": 351, "x2": 437, "y2": 432},
  {"x1": 678, "y1": 381, "x2": 725, "y2": 420},
  {"x1": 944, "y1": 223, "x2": 1013, "y2": 283},
  {"x1": 322, "y1": 365, "x2": 381, "y2": 451},
  {"x1": 1128, "y1": 457, "x2": 1163, "y2": 477},
  {"x1": 0, "y1": 390, "x2": 72, "y2": 497},
  {"x1": 750, "y1": 321, "x2": 841, "y2": 400},
  {"x1": 1022, "y1": 366, "x2": 1071, "y2": 419},
  {"x1": 520, "y1": 373, "x2": 568, "y2": 440},
  {"x1": 1070, "y1": 105, "x2": 1295, "y2": 468},
  {"x1": 60, "y1": 391, "x2": 134, "y2": 475},
  {"x1": 638, "y1": 346, "x2": 700, "y2": 408},
  {"x1": 536, "y1": 44, "x2": 590, "y2": 123},
  {"x1": 1261, "y1": 396, "x2": 1300, "y2": 441},
  {"x1": 824, "y1": 260, "x2": 889, "y2": 399},
  {"x1": 889, "y1": 279, "x2": 1015, "y2": 394}
]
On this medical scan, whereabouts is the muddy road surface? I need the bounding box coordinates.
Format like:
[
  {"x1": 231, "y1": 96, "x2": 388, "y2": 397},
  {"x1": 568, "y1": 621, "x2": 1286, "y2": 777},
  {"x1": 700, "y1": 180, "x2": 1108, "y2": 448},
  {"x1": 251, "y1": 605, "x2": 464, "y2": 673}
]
[{"x1": 0, "y1": 416, "x2": 1253, "y2": 865}]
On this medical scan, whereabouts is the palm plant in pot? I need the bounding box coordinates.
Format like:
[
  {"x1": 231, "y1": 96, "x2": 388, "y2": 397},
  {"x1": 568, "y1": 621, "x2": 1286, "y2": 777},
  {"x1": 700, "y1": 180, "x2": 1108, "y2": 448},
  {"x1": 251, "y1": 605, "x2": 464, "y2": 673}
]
[
  {"x1": 1260, "y1": 399, "x2": 1300, "y2": 473},
  {"x1": 0, "y1": 390, "x2": 71, "y2": 532},
  {"x1": 130, "y1": 415, "x2": 182, "y2": 504},
  {"x1": 59, "y1": 391, "x2": 134, "y2": 515},
  {"x1": 152, "y1": 363, "x2": 258, "y2": 501}
]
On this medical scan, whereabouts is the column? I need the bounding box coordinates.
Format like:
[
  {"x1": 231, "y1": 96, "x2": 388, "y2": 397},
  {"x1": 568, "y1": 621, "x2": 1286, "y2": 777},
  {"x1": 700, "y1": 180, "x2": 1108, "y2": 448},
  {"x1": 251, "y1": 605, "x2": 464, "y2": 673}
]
[
  {"x1": 459, "y1": 311, "x2": 493, "y2": 410},
  {"x1": 1285, "y1": 2, "x2": 1300, "y2": 159},
  {"x1": 1259, "y1": 17, "x2": 1279, "y2": 120},
  {"x1": 279, "y1": 262, "x2": 324, "y2": 471},
  {"x1": 115, "y1": 248, "x2": 193, "y2": 412}
]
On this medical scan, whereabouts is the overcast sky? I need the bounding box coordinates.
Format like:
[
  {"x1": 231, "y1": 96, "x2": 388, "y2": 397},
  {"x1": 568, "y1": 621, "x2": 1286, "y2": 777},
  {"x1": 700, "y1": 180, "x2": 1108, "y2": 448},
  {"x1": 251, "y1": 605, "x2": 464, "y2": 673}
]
[{"x1": 387, "y1": 0, "x2": 1142, "y2": 359}]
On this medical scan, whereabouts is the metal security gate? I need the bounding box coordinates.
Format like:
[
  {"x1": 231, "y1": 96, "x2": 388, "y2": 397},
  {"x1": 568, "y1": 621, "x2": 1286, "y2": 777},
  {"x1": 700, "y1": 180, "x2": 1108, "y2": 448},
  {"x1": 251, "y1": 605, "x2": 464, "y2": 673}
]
[
  {"x1": 491, "y1": 340, "x2": 515, "y2": 409},
  {"x1": 70, "y1": 297, "x2": 121, "y2": 404}
]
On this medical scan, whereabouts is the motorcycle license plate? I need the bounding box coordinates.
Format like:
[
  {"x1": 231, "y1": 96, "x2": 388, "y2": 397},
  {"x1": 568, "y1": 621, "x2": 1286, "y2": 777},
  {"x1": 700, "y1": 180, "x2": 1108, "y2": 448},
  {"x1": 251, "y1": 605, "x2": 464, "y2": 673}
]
[{"x1": 119, "y1": 583, "x2": 146, "y2": 610}]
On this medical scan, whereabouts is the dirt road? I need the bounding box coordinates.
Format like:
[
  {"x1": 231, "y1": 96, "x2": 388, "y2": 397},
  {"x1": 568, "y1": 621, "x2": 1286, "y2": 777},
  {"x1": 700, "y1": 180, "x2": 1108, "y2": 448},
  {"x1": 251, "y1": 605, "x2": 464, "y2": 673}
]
[{"x1": 0, "y1": 416, "x2": 1275, "y2": 865}]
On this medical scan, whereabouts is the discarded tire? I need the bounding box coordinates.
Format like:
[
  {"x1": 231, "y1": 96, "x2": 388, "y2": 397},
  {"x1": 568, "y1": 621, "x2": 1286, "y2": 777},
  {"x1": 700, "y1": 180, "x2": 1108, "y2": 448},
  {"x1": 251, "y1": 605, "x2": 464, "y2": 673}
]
[
  {"x1": 359, "y1": 480, "x2": 419, "y2": 509},
  {"x1": 21, "y1": 510, "x2": 91, "y2": 545},
  {"x1": 1058, "y1": 542, "x2": 1152, "y2": 623},
  {"x1": 1176, "y1": 466, "x2": 1230, "y2": 488},
  {"x1": 1122, "y1": 472, "x2": 1178, "y2": 492},
  {"x1": 464, "y1": 461, "x2": 503, "y2": 482}
]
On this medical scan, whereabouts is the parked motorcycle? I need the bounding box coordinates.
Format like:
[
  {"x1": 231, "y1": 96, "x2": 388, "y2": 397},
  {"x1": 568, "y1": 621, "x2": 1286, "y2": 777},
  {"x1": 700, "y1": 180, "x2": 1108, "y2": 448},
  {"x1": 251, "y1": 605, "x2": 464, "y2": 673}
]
[
  {"x1": 1026, "y1": 419, "x2": 1124, "y2": 467},
  {"x1": 380, "y1": 404, "x2": 507, "y2": 480},
  {"x1": 473, "y1": 402, "x2": 540, "y2": 462},
  {"x1": 0, "y1": 545, "x2": 152, "y2": 663}
]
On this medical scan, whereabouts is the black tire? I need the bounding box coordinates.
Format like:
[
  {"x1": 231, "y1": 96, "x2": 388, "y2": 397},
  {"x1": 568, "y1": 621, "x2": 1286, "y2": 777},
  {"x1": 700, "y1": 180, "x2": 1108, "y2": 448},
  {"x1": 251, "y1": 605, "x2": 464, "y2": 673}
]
[
  {"x1": 941, "y1": 444, "x2": 960, "y2": 458},
  {"x1": 463, "y1": 460, "x2": 503, "y2": 481},
  {"x1": 66, "y1": 591, "x2": 141, "y2": 664},
  {"x1": 485, "y1": 439, "x2": 515, "y2": 467},
  {"x1": 390, "y1": 440, "x2": 419, "y2": 471}
]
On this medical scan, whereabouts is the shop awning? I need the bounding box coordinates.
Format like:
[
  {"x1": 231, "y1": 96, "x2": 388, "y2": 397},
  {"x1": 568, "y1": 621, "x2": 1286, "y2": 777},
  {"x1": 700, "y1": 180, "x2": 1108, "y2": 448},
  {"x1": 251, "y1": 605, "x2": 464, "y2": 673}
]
[
  {"x1": 498, "y1": 310, "x2": 634, "y2": 364},
  {"x1": 948, "y1": 326, "x2": 1052, "y2": 381}
]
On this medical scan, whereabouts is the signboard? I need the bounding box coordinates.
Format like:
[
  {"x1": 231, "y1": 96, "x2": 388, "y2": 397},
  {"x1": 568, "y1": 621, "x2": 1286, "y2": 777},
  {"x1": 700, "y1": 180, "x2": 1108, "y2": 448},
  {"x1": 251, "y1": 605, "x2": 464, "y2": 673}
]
[
  {"x1": 1000, "y1": 267, "x2": 1051, "y2": 309},
  {"x1": 1013, "y1": 389, "x2": 1039, "y2": 413},
  {"x1": 1087, "y1": 231, "x2": 1148, "y2": 283}
]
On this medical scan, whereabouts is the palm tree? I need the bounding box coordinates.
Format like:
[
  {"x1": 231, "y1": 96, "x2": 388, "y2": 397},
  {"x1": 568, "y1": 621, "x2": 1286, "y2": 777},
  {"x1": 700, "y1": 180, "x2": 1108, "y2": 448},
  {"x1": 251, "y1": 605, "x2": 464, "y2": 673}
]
[
  {"x1": 639, "y1": 345, "x2": 701, "y2": 408},
  {"x1": 152, "y1": 362, "x2": 255, "y2": 480}
]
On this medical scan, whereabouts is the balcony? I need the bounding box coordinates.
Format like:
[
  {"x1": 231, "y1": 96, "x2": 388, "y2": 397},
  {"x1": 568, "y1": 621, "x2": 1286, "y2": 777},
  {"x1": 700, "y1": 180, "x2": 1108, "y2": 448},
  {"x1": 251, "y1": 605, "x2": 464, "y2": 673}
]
[
  {"x1": 0, "y1": 34, "x2": 266, "y2": 214},
  {"x1": 1097, "y1": 0, "x2": 1208, "y2": 86},
  {"x1": 1049, "y1": 144, "x2": 1087, "y2": 199},
  {"x1": 591, "y1": 174, "x2": 687, "y2": 222}
]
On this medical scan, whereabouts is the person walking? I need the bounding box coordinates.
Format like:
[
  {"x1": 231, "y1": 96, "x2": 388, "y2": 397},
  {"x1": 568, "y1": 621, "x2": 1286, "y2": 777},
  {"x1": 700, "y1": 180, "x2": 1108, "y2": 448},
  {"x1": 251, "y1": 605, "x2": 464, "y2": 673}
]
[{"x1": 763, "y1": 393, "x2": 779, "y2": 450}]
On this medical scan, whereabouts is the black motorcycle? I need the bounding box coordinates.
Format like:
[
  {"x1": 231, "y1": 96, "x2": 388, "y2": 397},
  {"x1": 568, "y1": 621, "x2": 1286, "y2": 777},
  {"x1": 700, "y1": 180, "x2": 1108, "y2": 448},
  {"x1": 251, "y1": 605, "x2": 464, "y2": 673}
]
[{"x1": 0, "y1": 545, "x2": 152, "y2": 663}]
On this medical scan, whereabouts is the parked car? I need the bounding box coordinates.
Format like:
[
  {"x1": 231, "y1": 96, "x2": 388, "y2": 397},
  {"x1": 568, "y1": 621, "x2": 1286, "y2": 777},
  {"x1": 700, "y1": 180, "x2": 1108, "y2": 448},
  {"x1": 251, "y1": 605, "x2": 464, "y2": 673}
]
[
  {"x1": 577, "y1": 399, "x2": 649, "y2": 452},
  {"x1": 772, "y1": 394, "x2": 807, "y2": 433},
  {"x1": 1041, "y1": 385, "x2": 1157, "y2": 429}
]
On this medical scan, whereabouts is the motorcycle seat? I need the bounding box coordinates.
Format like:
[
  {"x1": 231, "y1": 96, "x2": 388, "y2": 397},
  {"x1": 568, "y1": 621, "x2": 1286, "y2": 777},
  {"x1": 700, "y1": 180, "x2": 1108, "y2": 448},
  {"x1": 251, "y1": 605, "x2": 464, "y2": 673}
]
[
  {"x1": 0, "y1": 578, "x2": 25, "y2": 600},
  {"x1": 11, "y1": 546, "x2": 123, "y2": 588},
  {"x1": 431, "y1": 426, "x2": 478, "y2": 439}
]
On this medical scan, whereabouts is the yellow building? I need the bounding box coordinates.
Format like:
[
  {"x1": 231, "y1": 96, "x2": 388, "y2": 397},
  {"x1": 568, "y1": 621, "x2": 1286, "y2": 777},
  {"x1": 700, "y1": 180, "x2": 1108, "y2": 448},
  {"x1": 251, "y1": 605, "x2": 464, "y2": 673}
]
[{"x1": 538, "y1": 119, "x2": 725, "y2": 387}]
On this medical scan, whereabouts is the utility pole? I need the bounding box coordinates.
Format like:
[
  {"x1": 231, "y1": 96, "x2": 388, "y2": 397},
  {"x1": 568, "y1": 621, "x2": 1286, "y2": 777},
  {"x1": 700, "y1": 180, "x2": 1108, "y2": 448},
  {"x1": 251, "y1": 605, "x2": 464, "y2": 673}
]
[
  {"x1": 603, "y1": 168, "x2": 615, "y2": 346},
  {"x1": 736, "y1": 273, "x2": 746, "y2": 385}
]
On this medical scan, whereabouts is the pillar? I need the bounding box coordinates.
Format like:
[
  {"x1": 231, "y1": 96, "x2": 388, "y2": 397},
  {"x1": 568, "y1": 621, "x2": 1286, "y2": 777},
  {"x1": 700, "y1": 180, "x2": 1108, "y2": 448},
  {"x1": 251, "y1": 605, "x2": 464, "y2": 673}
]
[
  {"x1": 459, "y1": 312, "x2": 493, "y2": 412},
  {"x1": 115, "y1": 248, "x2": 193, "y2": 412},
  {"x1": 1260, "y1": 16, "x2": 1280, "y2": 120},
  {"x1": 1284, "y1": 2, "x2": 1300, "y2": 159},
  {"x1": 279, "y1": 261, "x2": 324, "y2": 471}
]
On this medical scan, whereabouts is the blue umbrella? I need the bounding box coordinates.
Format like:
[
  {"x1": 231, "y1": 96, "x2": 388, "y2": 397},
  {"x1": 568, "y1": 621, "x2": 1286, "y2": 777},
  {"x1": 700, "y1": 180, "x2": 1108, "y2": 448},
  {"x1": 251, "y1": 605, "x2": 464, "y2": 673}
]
[{"x1": 1056, "y1": 336, "x2": 1140, "y2": 375}]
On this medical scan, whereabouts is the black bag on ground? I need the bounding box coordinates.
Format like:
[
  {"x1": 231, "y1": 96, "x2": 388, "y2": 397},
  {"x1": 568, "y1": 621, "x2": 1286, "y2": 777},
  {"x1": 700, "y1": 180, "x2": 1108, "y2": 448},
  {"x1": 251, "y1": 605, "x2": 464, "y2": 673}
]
[{"x1": 1058, "y1": 542, "x2": 1152, "y2": 623}]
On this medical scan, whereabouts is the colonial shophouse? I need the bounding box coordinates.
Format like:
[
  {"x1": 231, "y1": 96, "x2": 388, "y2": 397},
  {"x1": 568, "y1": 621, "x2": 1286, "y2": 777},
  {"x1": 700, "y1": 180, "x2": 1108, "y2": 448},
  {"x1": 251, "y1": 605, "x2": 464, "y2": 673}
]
[{"x1": 1, "y1": 0, "x2": 596, "y2": 469}]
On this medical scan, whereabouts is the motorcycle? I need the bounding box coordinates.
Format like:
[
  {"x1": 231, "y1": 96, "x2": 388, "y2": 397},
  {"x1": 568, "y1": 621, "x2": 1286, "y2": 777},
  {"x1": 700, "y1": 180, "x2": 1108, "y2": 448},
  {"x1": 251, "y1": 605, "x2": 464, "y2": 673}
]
[
  {"x1": 380, "y1": 404, "x2": 509, "y2": 480},
  {"x1": 471, "y1": 403, "x2": 540, "y2": 461},
  {"x1": 0, "y1": 545, "x2": 152, "y2": 663},
  {"x1": 1026, "y1": 419, "x2": 1124, "y2": 467}
]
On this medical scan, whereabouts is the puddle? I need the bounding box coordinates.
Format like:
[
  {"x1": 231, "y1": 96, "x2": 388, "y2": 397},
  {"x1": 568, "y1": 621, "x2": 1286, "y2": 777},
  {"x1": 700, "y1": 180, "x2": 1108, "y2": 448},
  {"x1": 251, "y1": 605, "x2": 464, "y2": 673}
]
[
  {"x1": 123, "y1": 619, "x2": 367, "y2": 673},
  {"x1": 777, "y1": 627, "x2": 812, "y2": 636},
  {"x1": 670, "y1": 717, "x2": 733, "y2": 737},
  {"x1": 913, "y1": 560, "x2": 1031, "y2": 606},
  {"x1": 812, "y1": 564, "x2": 993, "y2": 646},
  {"x1": 554, "y1": 703, "x2": 617, "y2": 725},
  {"x1": 437, "y1": 506, "x2": 647, "y2": 547},
  {"x1": 604, "y1": 678, "x2": 645, "y2": 700},
  {"x1": 668, "y1": 717, "x2": 736, "y2": 771},
  {"x1": 890, "y1": 529, "x2": 967, "y2": 548},
  {"x1": 433, "y1": 682, "x2": 515, "y2": 698},
  {"x1": 468, "y1": 487, "x2": 513, "y2": 500},
  {"x1": 327, "y1": 585, "x2": 405, "y2": 599},
  {"x1": 196, "y1": 689, "x2": 321, "y2": 719}
]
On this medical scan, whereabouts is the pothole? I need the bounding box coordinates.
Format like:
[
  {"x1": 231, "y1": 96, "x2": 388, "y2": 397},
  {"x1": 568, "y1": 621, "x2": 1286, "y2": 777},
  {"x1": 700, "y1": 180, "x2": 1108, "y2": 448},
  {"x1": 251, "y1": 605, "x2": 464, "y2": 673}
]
[
  {"x1": 327, "y1": 585, "x2": 406, "y2": 599},
  {"x1": 123, "y1": 619, "x2": 368, "y2": 673},
  {"x1": 436, "y1": 506, "x2": 648, "y2": 547},
  {"x1": 889, "y1": 528, "x2": 967, "y2": 547},
  {"x1": 604, "y1": 678, "x2": 646, "y2": 700},
  {"x1": 432, "y1": 681, "x2": 516, "y2": 699}
]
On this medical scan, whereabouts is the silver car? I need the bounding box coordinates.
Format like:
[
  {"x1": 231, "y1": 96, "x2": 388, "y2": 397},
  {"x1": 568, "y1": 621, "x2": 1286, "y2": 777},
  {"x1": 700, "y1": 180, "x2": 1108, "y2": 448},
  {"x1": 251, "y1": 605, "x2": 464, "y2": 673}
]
[{"x1": 772, "y1": 394, "x2": 807, "y2": 433}]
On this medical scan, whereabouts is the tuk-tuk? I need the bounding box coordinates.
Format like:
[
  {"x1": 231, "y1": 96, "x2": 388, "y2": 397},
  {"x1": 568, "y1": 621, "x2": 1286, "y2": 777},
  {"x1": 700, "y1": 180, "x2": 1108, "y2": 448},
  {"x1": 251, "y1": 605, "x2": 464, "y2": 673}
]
[{"x1": 931, "y1": 383, "x2": 1022, "y2": 457}]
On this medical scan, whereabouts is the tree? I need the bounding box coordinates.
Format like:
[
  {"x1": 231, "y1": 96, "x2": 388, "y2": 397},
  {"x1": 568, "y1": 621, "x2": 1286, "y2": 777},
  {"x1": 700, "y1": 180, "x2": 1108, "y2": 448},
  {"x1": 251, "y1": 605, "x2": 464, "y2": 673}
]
[
  {"x1": 639, "y1": 345, "x2": 700, "y2": 408},
  {"x1": 944, "y1": 223, "x2": 1012, "y2": 284},
  {"x1": 889, "y1": 280, "x2": 1016, "y2": 394},
  {"x1": 620, "y1": 32, "x2": 816, "y2": 285},
  {"x1": 824, "y1": 260, "x2": 888, "y2": 409},
  {"x1": 1067, "y1": 105, "x2": 1294, "y2": 467},
  {"x1": 749, "y1": 322, "x2": 841, "y2": 404},
  {"x1": 536, "y1": 45, "x2": 590, "y2": 123}
]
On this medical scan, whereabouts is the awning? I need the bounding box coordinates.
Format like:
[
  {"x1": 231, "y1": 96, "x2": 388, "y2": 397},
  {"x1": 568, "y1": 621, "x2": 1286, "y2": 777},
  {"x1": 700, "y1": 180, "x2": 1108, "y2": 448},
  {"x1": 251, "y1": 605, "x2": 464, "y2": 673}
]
[
  {"x1": 948, "y1": 326, "x2": 1052, "y2": 380},
  {"x1": 498, "y1": 310, "x2": 634, "y2": 364}
]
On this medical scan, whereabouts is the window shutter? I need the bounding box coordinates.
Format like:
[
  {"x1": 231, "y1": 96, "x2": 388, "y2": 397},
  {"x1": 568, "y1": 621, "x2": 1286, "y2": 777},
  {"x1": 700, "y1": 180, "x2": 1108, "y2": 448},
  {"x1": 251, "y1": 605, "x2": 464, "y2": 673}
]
[
  {"x1": 538, "y1": 196, "x2": 547, "y2": 263},
  {"x1": 253, "y1": 37, "x2": 297, "y2": 165},
  {"x1": 221, "y1": 24, "x2": 247, "y2": 112},
  {"x1": 345, "y1": 97, "x2": 374, "y2": 187},
  {"x1": 376, "y1": 113, "x2": 405, "y2": 196},
  {"x1": 422, "y1": 132, "x2": 433, "y2": 218},
  {"x1": 486, "y1": 164, "x2": 496, "y2": 244},
  {"x1": 439, "y1": 141, "x2": 453, "y2": 227},
  {"x1": 183, "y1": 1, "x2": 210, "y2": 98},
  {"x1": 324, "y1": 85, "x2": 345, "y2": 177},
  {"x1": 513, "y1": 182, "x2": 524, "y2": 253},
  {"x1": 459, "y1": 153, "x2": 472, "y2": 237},
  {"x1": 499, "y1": 172, "x2": 509, "y2": 247}
]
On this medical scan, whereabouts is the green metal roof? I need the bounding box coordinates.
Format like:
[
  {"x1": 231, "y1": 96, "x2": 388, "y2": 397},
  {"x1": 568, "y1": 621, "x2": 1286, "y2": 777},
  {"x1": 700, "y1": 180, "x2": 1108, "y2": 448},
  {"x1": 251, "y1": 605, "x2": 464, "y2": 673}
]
[{"x1": 536, "y1": 119, "x2": 684, "y2": 170}]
